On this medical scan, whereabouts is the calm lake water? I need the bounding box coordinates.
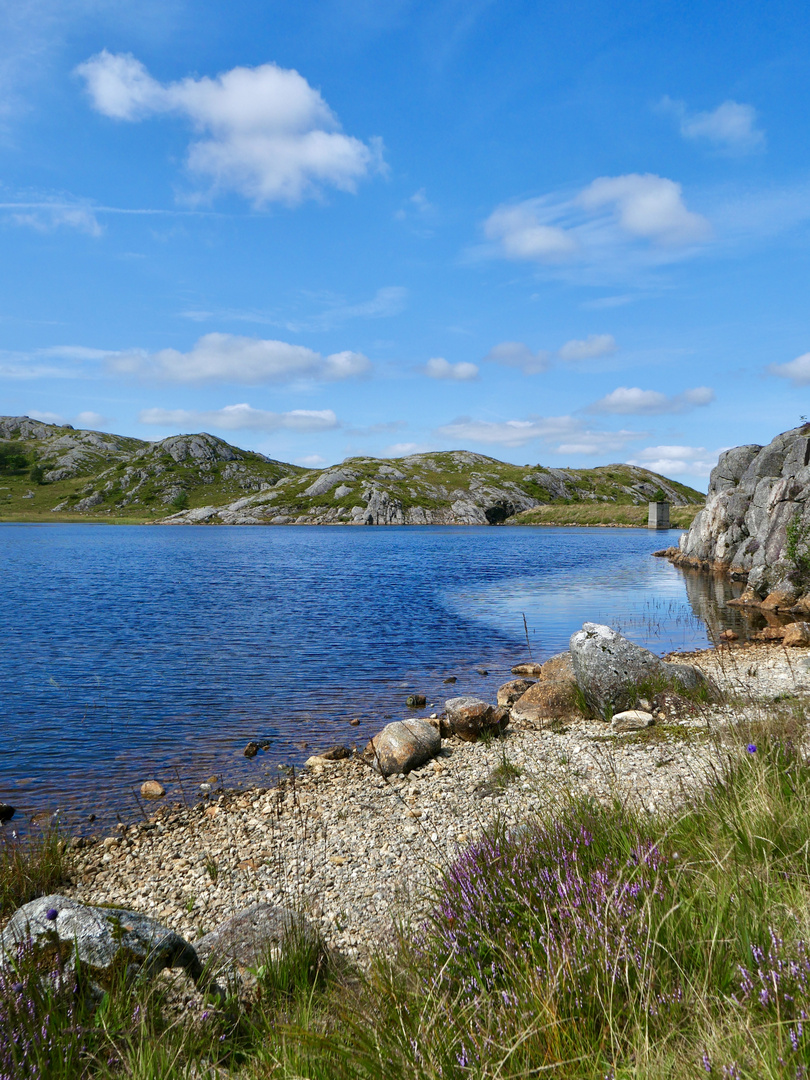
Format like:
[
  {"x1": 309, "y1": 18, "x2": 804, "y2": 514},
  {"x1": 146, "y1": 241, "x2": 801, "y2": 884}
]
[{"x1": 0, "y1": 524, "x2": 747, "y2": 830}]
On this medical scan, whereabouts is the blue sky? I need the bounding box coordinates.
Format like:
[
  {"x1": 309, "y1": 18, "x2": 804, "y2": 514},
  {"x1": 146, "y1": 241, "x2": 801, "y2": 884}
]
[{"x1": 2, "y1": 0, "x2": 809, "y2": 487}]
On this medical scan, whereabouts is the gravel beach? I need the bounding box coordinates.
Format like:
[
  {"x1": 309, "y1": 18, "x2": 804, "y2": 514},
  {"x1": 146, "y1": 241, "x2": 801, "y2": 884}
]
[{"x1": 62, "y1": 640, "x2": 810, "y2": 965}]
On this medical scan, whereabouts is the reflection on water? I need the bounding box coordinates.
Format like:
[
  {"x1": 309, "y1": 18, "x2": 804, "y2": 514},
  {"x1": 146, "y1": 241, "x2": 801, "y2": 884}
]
[{"x1": 0, "y1": 523, "x2": 771, "y2": 831}]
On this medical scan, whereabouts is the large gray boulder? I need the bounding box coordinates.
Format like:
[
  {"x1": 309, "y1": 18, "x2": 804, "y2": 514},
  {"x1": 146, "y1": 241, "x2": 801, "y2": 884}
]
[
  {"x1": 195, "y1": 903, "x2": 317, "y2": 990},
  {"x1": 673, "y1": 425, "x2": 810, "y2": 597},
  {"x1": 0, "y1": 894, "x2": 201, "y2": 993},
  {"x1": 362, "y1": 719, "x2": 440, "y2": 776},
  {"x1": 569, "y1": 623, "x2": 710, "y2": 719}
]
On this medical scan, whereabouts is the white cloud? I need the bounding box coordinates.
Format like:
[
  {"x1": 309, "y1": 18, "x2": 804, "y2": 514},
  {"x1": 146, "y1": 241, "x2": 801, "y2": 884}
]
[
  {"x1": 424, "y1": 356, "x2": 479, "y2": 381},
  {"x1": 483, "y1": 341, "x2": 550, "y2": 374},
  {"x1": 26, "y1": 408, "x2": 111, "y2": 428},
  {"x1": 484, "y1": 203, "x2": 577, "y2": 261},
  {"x1": 587, "y1": 385, "x2": 715, "y2": 415},
  {"x1": 660, "y1": 96, "x2": 765, "y2": 153},
  {"x1": 296, "y1": 453, "x2": 328, "y2": 466},
  {"x1": 769, "y1": 352, "x2": 810, "y2": 386},
  {"x1": 384, "y1": 441, "x2": 436, "y2": 457},
  {"x1": 558, "y1": 334, "x2": 617, "y2": 362},
  {"x1": 480, "y1": 174, "x2": 710, "y2": 276},
  {"x1": 5, "y1": 203, "x2": 102, "y2": 236},
  {"x1": 109, "y1": 332, "x2": 371, "y2": 384},
  {"x1": 577, "y1": 174, "x2": 711, "y2": 246},
  {"x1": 28, "y1": 410, "x2": 67, "y2": 424},
  {"x1": 435, "y1": 414, "x2": 640, "y2": 452},
  {"x1": 138, "y1": 404, "x2": 339, "y2": 432},
  {"x1": 628, "y1": 444, "x2": 722, "y2": 478},
  {"x1": 75, "y1": 411, "x2": 109, "y2": 428},
  {"x1": 75, "y1": 51, "x2": 383, "y2": 206}
]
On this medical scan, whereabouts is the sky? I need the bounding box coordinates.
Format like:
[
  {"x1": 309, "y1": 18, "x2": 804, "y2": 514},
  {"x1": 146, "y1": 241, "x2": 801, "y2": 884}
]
[{"x1": 1, "y1": 0, "x2": 810, "y2": 488}]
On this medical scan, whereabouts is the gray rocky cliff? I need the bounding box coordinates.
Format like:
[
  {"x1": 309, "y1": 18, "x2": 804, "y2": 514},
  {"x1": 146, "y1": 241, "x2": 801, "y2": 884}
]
[{"x1": 673, "y1": 425, "x2": 810, "y2": 597}]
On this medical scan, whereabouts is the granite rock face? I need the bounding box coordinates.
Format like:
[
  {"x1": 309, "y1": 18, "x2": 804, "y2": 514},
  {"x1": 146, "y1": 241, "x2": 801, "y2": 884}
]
[
  {"x1": 673, "y1": 425, "x2": 810, "y2": 596},
  {"x1": 569, "y1": 622, "x2": 710, "y2": 719}
]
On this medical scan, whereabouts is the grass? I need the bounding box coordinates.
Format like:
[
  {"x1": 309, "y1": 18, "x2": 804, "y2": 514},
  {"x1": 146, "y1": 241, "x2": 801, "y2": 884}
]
[
  {"x1": 512, "y1": 502, "x2": 704, "y2": 528},
  {"x1": 6, "y1": 706, "x2": 810, "y2": 1077},
  {"x1": 0, "y1": 828, "x2": 72, "y2": 917}
]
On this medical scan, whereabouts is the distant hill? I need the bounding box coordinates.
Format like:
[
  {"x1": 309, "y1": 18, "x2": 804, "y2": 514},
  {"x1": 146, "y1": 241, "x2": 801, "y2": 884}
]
[{"x1": 0, "y1": 416, "x2": 705, "y2": 525}]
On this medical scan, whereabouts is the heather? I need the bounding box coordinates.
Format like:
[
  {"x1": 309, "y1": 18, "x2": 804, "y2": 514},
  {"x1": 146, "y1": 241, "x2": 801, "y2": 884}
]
[{"x1": 5, "y1": 724, "x2": 810, "y2": 1077}]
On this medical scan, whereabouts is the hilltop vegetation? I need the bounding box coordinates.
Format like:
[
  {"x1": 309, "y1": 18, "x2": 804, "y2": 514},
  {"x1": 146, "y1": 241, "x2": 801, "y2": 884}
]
[{"x1": 0, "y1": 415, "x2": 704, "y2": 525}]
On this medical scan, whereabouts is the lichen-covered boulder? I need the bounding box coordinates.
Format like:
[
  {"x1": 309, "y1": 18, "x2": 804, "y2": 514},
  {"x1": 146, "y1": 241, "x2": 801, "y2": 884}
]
[
  {"x1": 569, "y1": 623, "x2": 712, "y2": 719},
  {"x1": 363, "y1": 719, "x2": 440, "y2": 776},
  {"x1": 0, "y1": 895, "x2": 201, "y2": 993}
]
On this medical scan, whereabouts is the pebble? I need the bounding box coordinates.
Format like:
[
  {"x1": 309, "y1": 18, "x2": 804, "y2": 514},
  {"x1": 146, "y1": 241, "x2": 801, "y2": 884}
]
[{"x1": 54, "y1": 641, "x2": 810, "y2": 967}]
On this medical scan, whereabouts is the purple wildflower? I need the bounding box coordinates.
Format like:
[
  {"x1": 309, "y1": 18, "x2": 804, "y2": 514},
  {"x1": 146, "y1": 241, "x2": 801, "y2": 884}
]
[
  {"x1": 702, "y1": 1050, "x2": 712, "y2": 1072},
  {"x1": 747, "y1": 744, "x2": 757, "y2": 754},
  {"x1": 45, "y1": 908, "x2": 58, "y2": 921}
]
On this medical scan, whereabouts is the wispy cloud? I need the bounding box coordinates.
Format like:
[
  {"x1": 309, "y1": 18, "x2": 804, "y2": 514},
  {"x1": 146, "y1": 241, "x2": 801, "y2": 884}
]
[
  {"x1": 435, "y1": 413, "x2": 642, "y2": 453},
  {"x1": 558, "y1": 334, "x2": 618, "y2": 362},
  {"x1": 628, "y1": 443, "x2": 723, "y2": 478},
  {"x1": 659, "y1": 96, "x2": 765, "y2": 153},
  {"x1": 139, "y1": 404, "x2": 340, "y2": 432},
  {"x1": 76, "y1": 51, "x2": 384, "y2": 206},
  {"x1": 586, "y1": 386, "x2": 715, "y2": 416},
  {"x1": 483, "y1": 341, "x2": 550, "y2": 375}
]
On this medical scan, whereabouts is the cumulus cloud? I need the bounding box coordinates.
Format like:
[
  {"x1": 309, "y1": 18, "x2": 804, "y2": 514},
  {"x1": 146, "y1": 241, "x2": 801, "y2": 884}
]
[
  {"x1": 27, "y1": 408, "x2": 111, "y2": 428},
  {"x1": 296, "y1": 453, "x2": 328, "y2": 466},
  {"x1": 108, "y1": 333, "x2": 371, "y2": 384},
  {"x1": 139, "y1": 404, "x2": 339, "y2": 432},
  {"x1": 587, "y1": 385, "x2": 715, "y2": 415},
  {"x1": 75, "y1": 51, "x2": 383, "y2": 205},
  {"x1": 483, "y1": 341, "x2": 550, "y2": 375},
  {"x1": 424, "y1": 357, "x2": 479, "y2": 381},
  {"x1": 558, "y1": 334, "x2": 618, "y2": 362},
  {"x1": 628, "y1": 444, "x2": 722, "y2": 478},
  {"x1": 769, "y1": 352, "x2": 810, "y2": 386},
  {"x1": 384, "y1": 442, "x2": 436, "y2": 457},
  {"x1": 660, "y1": 96, "x2": 765, "y2": 153},
  {"x1": 28, "y1": 410, "x2": 68, "y2": 424},
  {"x1": 435, "y1": 414, "x2": 640, "y2": 452},
  {"x1": 481, "y1": 174, "x2": 711, "y2": 271}
]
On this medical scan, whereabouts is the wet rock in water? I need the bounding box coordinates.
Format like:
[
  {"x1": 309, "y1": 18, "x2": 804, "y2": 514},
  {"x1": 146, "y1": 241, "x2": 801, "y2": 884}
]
[
  {"x1": 510, "y1": 679, "x2": 578, "y2": 727},
  {"x1": 753, "y1": 626, "x2": 786, "y2": 641},
  {"x1": 444, "y1": 697, "x2": 507, "y2": 742},
  {"x1": 406, "y1": 694, "x2": 427, "y2": 708},
  {"x1": 0, "y1": 894, "x2": 201, "y2": 996},
  {"x1": 612, "y1": 709, "x2": 654, "y2": 732},
  {"x1": 476, "y1": 669, "x2": 489, "y2": 676},
  {"x1": 140, "y1": 780, "x2": 166, "y2": 799},
  {"x1": 313, "y1": 745, "x2": 352, "y2": 761},
  {"x1": 569, "y1": 622, "x2": 712, "y2": 720},
  {"x1": 349, "y1": 718, "x2": 360, "y2": 726},
  {"x1": 443, "y1": 676, "x2": 457, "y2": 684},
  {"x1": 497, "y1": 678, "x2": 535, "y2": 706},
  {"x1": 718, "y1": 629, "x2": 739, "y2": 641},
  {"x1": 244, "y1": 742, "x2": 260, "y2": 759},
  {"x1": 782, "y1": 621, "x2": 810, "y2": 646},
  {"x1": 362, "y1": 719, "x2": 440, "y2": 776},
  {"x1": 0, "y1": 804, "x2": 15, "y2": 823},
  {"x1": 511, "y1": 662, "x2": 543, "y2": 677},
  {"x1": 194, "y1": 903, "x2": 317, "y2": 990}
]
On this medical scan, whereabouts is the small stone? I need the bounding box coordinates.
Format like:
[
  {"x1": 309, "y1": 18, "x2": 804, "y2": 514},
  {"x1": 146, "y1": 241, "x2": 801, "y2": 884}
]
[
  {"x1": 612, "y1": 710, "x2": 654, "y2": 732},
  {"x1": 718, "y1": 629, "x2": 738, "y2": 641},
  {"x1": 782, "y1": 622, "x2": 810, "y2": 647},
  {"x1": 443, "y1": 676, "x2": 457, "y2": 684},
  {"x1": 406, "y1": 694, "x2": 426, "y2": 708},
  {"x1": 140, "y1": 781, "x2": 165, "y2": 800},
  {"x1": 497, "y1": 678, "x2": 535, "y2": 706},
  {"x1": 314, "y1": 745, "x2": 351, "y2": 761},
  {"x1": 476, "y1": 669, "x2": 489, "y2": 676},
  {"x1": 244, "y1": 742, "x2": 259, "y2": 758},
  {"x1": 0, "y1": 804, "x2": 15, "y2": 823},
  {"x1": 349, "y1": 718, "x2": 360, "y2": 726}
]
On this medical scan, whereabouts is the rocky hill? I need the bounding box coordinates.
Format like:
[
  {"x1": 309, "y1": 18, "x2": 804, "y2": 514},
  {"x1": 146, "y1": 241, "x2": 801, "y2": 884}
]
[
  {"x1": 0, "y1": 415, "x2": 703, "y2": 525},
  {"x1": 672, "y1": 424, "x2": 810, "y2": 600}
]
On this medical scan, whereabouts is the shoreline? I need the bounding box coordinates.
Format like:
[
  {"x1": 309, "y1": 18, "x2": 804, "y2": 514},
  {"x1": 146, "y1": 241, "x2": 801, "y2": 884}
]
[{"x1": 53, "y1": 638, "x2": 808, "y2": 967}]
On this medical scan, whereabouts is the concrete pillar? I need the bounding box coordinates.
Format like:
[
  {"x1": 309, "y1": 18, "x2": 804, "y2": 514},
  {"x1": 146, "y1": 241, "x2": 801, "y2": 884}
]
[{"x1": 648, "y1": 501, "x2": 670, "y2": 529}]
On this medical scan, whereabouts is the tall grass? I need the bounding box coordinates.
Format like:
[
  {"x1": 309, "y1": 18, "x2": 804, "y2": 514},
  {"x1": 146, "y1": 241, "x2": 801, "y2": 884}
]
[{"x1": 0, "y1": 828, "x2": 71, "y2": 917}]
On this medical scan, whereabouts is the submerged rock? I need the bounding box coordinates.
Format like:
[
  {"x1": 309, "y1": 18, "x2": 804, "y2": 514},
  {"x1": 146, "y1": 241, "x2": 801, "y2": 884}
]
[{"x1": 140, "y1": 780, "x2": 165, "y2": 799}]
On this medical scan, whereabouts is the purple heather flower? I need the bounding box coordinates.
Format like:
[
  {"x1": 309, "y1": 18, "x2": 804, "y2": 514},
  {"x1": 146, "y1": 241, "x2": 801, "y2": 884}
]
[
  {"x1": 747, "y1": 744, "x2": 757, "y2": 754},
  {"x1": 702, "y1": 1050, "x2": 712, "y2": 1073},
  {"x1": 45, "y1": 908, "x2": 58, "y2": 921}
]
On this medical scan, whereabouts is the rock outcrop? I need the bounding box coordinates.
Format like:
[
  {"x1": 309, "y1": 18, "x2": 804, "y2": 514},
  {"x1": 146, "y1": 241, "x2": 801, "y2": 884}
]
[{"x1": 672, "y1": 425, "x2": 810, "y2": 599}]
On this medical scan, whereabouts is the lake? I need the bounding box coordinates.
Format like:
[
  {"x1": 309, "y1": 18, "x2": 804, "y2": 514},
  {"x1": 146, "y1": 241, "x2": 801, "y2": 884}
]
[{"x1": 0, "y1": 524, "x2": 747, "y2": 830}]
